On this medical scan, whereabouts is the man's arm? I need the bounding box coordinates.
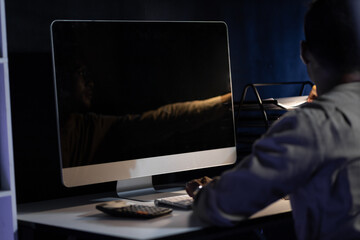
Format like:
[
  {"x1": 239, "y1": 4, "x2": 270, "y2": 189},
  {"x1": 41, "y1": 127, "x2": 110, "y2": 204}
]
[
  {"x1": 192, "y1": 110, "x2": 322, "y2": 226},
  {"x1": 140, "y1": 93, "x2": 231, "y2": 123}
]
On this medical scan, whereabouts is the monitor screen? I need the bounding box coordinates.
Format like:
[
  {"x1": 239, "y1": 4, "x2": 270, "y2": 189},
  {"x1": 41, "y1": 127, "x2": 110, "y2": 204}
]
[{"x1": 51, "y1": 20, "x2": 236, "y2": 187}]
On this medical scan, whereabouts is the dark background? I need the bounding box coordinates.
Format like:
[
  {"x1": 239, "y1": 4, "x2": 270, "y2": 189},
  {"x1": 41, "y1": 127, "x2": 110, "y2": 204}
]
[
  {"x1": 5, "y1": 0, "x2": 311, "y2": 203},
  {"x1": 53, "y1": 21, "x2": 231, "y2": 114}
]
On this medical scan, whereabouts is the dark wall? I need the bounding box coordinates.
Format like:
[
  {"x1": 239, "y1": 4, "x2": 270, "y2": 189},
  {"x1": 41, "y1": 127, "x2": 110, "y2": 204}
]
[{"x1": 6, "y1": 0, "x2": 311, "y2": 203}]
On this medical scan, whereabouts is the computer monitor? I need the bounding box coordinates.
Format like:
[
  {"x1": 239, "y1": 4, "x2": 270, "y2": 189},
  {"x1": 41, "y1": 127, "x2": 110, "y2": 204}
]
[{"x1": 51, "y1": 20, "x2": 236, "y2": 192}]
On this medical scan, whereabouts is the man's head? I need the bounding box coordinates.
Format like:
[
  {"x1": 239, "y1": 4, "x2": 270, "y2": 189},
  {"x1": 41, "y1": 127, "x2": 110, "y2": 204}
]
[
  {"x1": 57, "y1": 56, "x2": 95, "y2": 114},
  {"x1": 301, "y1": 0, "x2": 360, "y2": 95}
]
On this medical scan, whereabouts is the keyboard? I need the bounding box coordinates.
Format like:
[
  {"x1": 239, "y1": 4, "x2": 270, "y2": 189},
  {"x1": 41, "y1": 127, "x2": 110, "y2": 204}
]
[
  {"x1": 96, "y1": 202, "x2": 173, "y2": 219},
  {"x1": 154, "y1": 195, "x2": 193, "y2": 210}
]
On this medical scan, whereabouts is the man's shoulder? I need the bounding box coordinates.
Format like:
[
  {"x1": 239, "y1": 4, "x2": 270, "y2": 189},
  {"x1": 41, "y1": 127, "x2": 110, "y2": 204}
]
[
  {"x1": 261, "y1": 104, "x2": 328, "y2": 147},
  {"x1": 274, "y1": 104, "x2": 326, "y2": 129}
]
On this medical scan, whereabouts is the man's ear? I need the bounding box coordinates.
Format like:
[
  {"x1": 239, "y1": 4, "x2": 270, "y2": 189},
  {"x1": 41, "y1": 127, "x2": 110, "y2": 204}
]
[{"x1": 300, "y1": 40, "x2": 310, "y2": 64}]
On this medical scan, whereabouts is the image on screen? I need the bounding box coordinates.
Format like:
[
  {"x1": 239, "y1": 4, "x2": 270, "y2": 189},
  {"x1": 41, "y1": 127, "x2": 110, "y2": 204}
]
[{"x1": 51, "y1": 21, "x2": 236, "y2": 187}]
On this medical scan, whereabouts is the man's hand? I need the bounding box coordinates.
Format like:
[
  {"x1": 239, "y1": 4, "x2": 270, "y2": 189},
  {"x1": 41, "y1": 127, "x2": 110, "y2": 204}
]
[
  {"x1": 220, "y1": 93, "x2": 232, "y2": 104},
  {"x1": 307, "y1": 85, "x2": 317, "y2": 102},
  {"x1": 185, "y1": 176, "x2": 213, "y2": 198}
]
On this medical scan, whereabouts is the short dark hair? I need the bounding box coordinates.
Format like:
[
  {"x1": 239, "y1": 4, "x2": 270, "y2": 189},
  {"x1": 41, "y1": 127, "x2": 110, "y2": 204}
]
[{"x1": 304, "y1": 0, "x2": 360, "y2": 72}]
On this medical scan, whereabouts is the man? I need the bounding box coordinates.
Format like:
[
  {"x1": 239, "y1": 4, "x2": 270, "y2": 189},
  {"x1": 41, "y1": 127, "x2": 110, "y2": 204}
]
[{"x1": 188, "y1": 0, "x2": 360, "y2": 239}]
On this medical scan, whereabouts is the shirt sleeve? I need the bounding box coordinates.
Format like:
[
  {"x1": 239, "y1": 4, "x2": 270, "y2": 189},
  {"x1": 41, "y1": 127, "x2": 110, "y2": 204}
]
[
  {"x1": 140, "y1": 95, "x2": 228, "y2": 124},
  {"x1": 135, "y1": 95, "x2": 231, "y2": 144},
  {"x1": 192, "y1": 110, "x2": 323, "y2": 226}
]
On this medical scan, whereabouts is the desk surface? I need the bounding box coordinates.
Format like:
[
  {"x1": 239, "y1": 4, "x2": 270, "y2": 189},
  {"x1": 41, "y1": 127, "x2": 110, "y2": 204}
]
[{"x1": 17, "y1": 191, "x2": 292, "y2": 240}]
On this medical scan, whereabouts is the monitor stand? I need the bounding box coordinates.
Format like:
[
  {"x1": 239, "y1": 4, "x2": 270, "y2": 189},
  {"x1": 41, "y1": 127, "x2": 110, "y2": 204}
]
[{"x1": 116, "y1": 176, "x2": 186, "y2": 202}]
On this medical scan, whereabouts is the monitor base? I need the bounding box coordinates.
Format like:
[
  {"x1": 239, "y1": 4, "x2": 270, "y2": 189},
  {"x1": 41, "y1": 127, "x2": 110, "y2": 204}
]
[{"x1": 116, "y1": 177, "x2": 185, "y2": 201}]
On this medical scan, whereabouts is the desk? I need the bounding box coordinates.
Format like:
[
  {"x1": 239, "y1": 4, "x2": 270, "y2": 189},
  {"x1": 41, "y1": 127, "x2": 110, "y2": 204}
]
[{"x1": 18, "y1": 191, "x2": 293, "y2": 240}]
